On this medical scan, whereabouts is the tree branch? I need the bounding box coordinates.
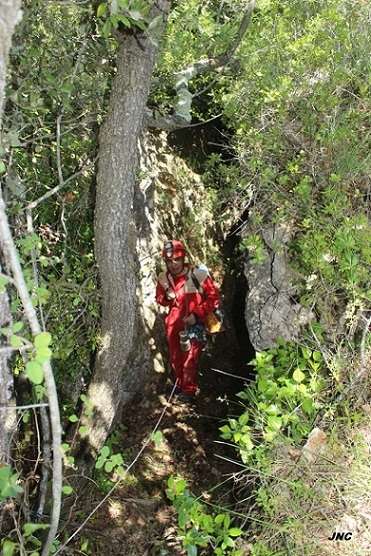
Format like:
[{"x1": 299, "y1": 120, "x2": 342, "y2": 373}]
[
  {"x1": 0, "y1": 189, "x2": 62, "y2": 556},
  {"x1": 145, "y1": 0, "x2": 256, "y2": 129}
]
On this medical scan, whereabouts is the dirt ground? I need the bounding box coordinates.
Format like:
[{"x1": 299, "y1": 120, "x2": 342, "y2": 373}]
[{"x1": 63, "y1": 334, "x2": 252, "y2": 555}]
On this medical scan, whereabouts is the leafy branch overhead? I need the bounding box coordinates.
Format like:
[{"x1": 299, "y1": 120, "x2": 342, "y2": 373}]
[{"x1": 146, "y1": 0, "x2": 256, "y2": 129}]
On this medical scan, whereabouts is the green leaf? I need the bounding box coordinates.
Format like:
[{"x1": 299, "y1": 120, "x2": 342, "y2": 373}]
[
  {"x1": 257, "y1": 378, "x2": 269, "y2": 392},
  {"x1": 25, "y1": 361, "x2": 44, "y2": 384},
  {"x1": 34, "y1": 331, "x2": 52, "y2": 348},
  {"x1": 267, "y1": 415, "x2": 282, "y2": 430},
  {"x1": 100, "y1": 445, "x2": 110, "y2": 458},
  {"x1": 62, "y1": 485, "x2": 73, "y2": 495},
  {"x1": 293, "y1": 368, "x2": 305, "y2": 383},
  {"x1": 105, "y1": 461, "x2": 114, "y2": 473},
  {"x1": 228, "y1": 527, "x2": 243, "y2": 536},
  {"x1": 35, "y1": 347, "x2": 52, "y2": 363},
  {"x1": 95, "y1": 459, "x2": 105, "y2": 470},
  {"x1": 97, "y1": 1, "x2": 108, "y2": 17},
  {"x1": 175, "y1": 479, "x2": 187, "y2": 494},
  {"x1": 238, "y1": 412, "x2": 249, "y2": 425},
  {"x1": 223, "y1": 535, "x2": 235, "y2": 548},
  {"x1": 187, "y1": 545, "x2": 197, "y2": 556},
  {"x1": 151, "y1": 430, "x2": 163, "y2": 447},
  {"x1": 301, "y1": 397, "x2": 314, "y2": 414},
  {"x1": 68, "y1": 414, "x2": 79, "y2": 423},
  {"x1": 148, "y1": 14, "x2": 162, "y2": 32},
  {"x1": 12, "y1": 321, "x2": 24, "y2": 333},
  {"x1": 1, "y1": 540, "x2": 17, "y2": 556},
  {"x1": 23, "y1": 523, "x2": 49, "y2": 536},
  {"x1": 301, "y1": 347, "x2": 312, "y2": 360},
  {"x1": 10, "y1": 335, "x2": 23, "y2": 348}
]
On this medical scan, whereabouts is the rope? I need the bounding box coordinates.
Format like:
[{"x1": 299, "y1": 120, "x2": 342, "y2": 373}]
[{"x1": 210, "y1": 367, "x2": 251, "y2": 382}]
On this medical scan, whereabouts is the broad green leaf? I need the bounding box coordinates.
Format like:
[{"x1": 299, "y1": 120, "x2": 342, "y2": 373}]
[
  {"x1": 25, "y1": 361, "x2": 44, "y2": 384},
  {"x1": 105, "y1": 461, "x2": 114, "y2": 473},
  {"x1": 175, "y1": 479, "x2": 187, "y2": 494},
  {"x1": 100, "y1": 445, "x2": 110, "y2": 458},
  {"x1": 35, "y1": 347, "x2": 52, "y2": 363},
  {"x1": 302, "y1": 397, "x2": 314, "y2": 414},
  {"x1": 23, "y1": 523, "x2": 49, "y2": 536},
  {"x1": 293, "y1": 368, "x2": 305, "y2": 383},
  {"x1": 151, "y1": 430, "x2": 163, "y2": 447},
  {"x1": 267, "y1": 415, "x2": 282, "y2": 430},
  {"x1": 301, "y1": 347, "x2": 312, "y2": 359},
  {"x1": 10, "y1": 335, "x2": 23, "y2": 348},
  {"x1": 97, "y1": 2, "x2": 108, "y2": 17},
  {"x1": 12, "y1": 321, "x2": 23, "y2": 333},
  {"x1": 34, "y1": 332, "x2": 52, "y2": 348},
  {"x1": 257, "y1": 378, "x2": 269, "y2": 392},
  {"x1": 187, "y1": 545, "x2": 197, "y2": 556},
  {"x1": 62, "y1": 485, "x2": 73, "y2": 495},
  {"x1": 228, "y1": 527, "x2": 243, "y2": 536},
  {"x1": 238, "y1": 412, "x2": 249, "y2": 425},
  {"x1": 1, "y1": 540, "x2": 17, "y2": 556}
]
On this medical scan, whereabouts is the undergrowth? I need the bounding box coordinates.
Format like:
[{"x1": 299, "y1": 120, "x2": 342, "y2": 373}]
[{"x1": 216, "y1": 335, "x2": 371, "y2": 556}]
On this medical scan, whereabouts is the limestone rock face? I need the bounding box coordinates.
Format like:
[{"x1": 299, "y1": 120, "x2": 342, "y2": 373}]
[
  {"x1": 244, "y1": 223, "x2": 312, "y2": 351},
  {"x1": 135, "y1": 131, "x2": 217, "y2": 378}
]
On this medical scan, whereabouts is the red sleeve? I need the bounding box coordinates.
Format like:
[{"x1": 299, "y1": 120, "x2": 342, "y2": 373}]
[
  {"x1": 192, "y1": 276, "x2": 220, "y2": 320},
  {"x1": 155, "y1": 279, "x2": 172, "y2": 307}
]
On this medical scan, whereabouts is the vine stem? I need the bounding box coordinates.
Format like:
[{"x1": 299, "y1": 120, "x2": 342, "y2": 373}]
[{"x1": 0, "y1": 190, "x2": 62, "y2": 556}]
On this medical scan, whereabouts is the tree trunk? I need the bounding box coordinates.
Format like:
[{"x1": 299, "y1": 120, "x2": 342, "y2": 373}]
[
  {"x1": 83, "y1": 6, "x2": 170, "y2": 459},
  {"x1": 0, "y1": 263, "x2": 13, "y2": 466},
  {"x1": 0, "y1": 0, "x2": 22, "y2": 466}
]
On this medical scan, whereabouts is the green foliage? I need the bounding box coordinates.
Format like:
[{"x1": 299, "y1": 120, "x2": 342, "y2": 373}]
[
  {"x1": 97, "y1": 0, "x2": 160, "y2": 37},
  {"x1": 166, "y1": 475, "x2": 243, "y2": 556},
  {"x1": 95, "y1": 445, "x2": 126, "y2": 477},
  {"x1": 0, "y1": 522, "x2": 55, "y2": 556},
  {"x1": 220, "y1": 341, "x2": 327, "y2": 462},
  {"x1": 0, "y1": 466, "x2": 23, "y2": 501}
]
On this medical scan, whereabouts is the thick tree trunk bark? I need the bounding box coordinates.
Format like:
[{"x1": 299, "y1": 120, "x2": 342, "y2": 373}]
[
  {"x1": 0, "y1": 0, "x2": 22, "y2": 466},
  {"x1": 84, "y1": 5, "x2": 170, "y2": 458}
]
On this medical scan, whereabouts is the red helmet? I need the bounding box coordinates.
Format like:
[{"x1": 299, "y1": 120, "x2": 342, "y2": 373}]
[{"x1": 162, "y1": 240, "x2": 187, "y2": 259}]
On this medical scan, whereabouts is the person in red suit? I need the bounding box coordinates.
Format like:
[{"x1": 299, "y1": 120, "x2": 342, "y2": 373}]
[{"x1": 156, "y1": 240, "x2": 220, "y2": 403}]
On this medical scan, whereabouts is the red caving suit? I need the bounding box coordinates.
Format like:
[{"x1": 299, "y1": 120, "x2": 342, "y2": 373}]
[{"x1": 156, "y1": 265, "x2": 220, "y2": 395}]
